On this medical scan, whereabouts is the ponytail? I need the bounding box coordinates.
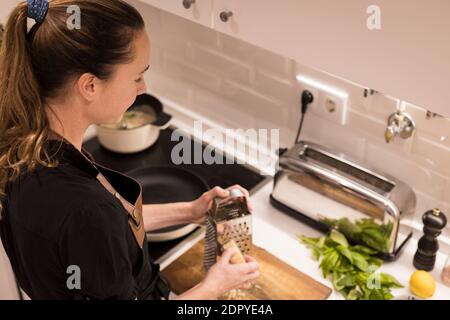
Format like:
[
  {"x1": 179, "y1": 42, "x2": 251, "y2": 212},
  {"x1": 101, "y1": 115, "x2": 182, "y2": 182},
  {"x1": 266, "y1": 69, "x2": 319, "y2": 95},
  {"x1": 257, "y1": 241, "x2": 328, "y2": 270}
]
[{"x1": 0, "y1": 3, "x2": 55, "y2": 199}]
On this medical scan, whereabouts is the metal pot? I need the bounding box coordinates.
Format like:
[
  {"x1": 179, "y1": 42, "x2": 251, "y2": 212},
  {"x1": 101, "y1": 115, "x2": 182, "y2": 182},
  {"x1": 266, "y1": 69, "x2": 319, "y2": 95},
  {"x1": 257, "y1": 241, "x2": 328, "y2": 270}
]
[{"x1": 96, "y1": 94, "x2": 172, "y2": 154}]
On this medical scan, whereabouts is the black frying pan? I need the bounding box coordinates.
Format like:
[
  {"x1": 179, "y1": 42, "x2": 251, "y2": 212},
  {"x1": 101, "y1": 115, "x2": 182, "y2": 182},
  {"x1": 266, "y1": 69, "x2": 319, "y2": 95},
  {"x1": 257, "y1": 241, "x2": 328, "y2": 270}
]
[{"x1": 125, "y1": 165, "x2": 209, "y2": 241}]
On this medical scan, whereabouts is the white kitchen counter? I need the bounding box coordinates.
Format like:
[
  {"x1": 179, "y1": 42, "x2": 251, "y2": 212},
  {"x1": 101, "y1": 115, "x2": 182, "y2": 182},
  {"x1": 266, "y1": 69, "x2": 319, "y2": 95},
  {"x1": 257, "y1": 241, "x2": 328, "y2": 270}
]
[
  {"x1": 250, "y1": 182, "x2": 450, "y2": 300},
  {"x1": 164, "y1": 181, "x2": 450, "y2": 300},
  {"x1": 157, "y1": 96, "x2": 450, "y2": 300}
]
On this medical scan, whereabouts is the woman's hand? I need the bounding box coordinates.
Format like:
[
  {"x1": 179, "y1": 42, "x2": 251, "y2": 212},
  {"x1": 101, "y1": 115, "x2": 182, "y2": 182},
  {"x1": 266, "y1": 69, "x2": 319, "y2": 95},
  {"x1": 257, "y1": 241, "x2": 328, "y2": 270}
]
[
  {"x1": 189, "y1": 185, "x2": 254, "y2": 225},
  {"x1": 174, "y1": 248, "x2": 260, "y2": 300},
  {"x1": 199, "y1": 247, "x2": 260, "y2": 299}
]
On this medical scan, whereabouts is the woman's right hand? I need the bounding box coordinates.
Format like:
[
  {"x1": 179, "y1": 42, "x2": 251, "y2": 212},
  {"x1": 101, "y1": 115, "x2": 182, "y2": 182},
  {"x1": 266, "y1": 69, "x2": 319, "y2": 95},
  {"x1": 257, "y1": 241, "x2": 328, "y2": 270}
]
[{"x1": 200, "y1": 247, "x2": 260, "y2": 299}]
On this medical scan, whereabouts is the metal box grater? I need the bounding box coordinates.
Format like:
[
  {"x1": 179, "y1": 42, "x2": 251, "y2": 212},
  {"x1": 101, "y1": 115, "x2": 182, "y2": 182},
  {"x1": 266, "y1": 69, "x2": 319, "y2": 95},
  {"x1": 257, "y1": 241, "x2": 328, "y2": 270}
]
[{"x1": 203, "y1": 189, "x2": 252, "y2": 271}]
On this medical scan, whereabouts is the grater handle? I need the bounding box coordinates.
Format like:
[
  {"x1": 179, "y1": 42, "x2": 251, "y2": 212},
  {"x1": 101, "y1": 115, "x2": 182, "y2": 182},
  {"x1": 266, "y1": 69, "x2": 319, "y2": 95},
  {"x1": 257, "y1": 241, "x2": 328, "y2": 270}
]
[
  {"x1": 229, "y1": 188, "x2": 244, "y2": 198},
  {"x1": 203, "y1": 216, "x2": 218, "y2": 272},
  {"x1": 212, "y1": 188, "x2": 244, "y2": 210}
]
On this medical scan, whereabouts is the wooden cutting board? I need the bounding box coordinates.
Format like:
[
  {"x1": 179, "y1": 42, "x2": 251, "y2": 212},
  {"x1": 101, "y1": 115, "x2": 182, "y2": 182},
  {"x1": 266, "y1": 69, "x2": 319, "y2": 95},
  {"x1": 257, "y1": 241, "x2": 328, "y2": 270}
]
[{"x1": 162, "y1": 240, "x2": 332, "y2": 300}]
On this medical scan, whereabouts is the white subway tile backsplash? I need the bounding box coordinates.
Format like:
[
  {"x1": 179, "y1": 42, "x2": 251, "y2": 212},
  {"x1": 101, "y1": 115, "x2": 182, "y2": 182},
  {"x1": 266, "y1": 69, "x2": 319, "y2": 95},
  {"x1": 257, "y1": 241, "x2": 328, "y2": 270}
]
[
  {"x1": 162, "y1": 52, "x2": 220, "y2": 92},
  {"x1": 135, "y1": 3, "x2": 450, "y2": 234},
  {"x1": 148, "y1": 44, "x2": 164, "y2": 73},
  {"x1": 446, "y1": 178, "x2": 450, "y2": 195},
  {"x1": 145, "y1": 71, "x2": 191, "y2": 105},
  {"x1": 256, "y1": 123, "x2": 294, "y2": 149},
  {"x1": 190, "y1": 88, "x2": 256, "y2": 129},
  {"x1": 365, "y1": 143, "x2": 448, "y2": 201},
  {"x1": 191, "y1": 44, "x2": 252, "y2": 85},
  {"x1": 300, "y1": 113, "x2": 366, "y2": 161},
  {"x1": 218, "y1": 35, "x2": 292, "y2": 78},
  {"x1": 405, "y1": 103, "x2": 450, "y2": 148},
  {"x1": 442, "y1": 187, "x2": 450, "y2": 227},
  {"x1": 412, "y1": 136, "x2": 450, "y2": 177},
  {"x1": 253, "y1": 69, "x2": 298, "y2": 105},
  {"x1": 444, "y1": 227, "x2": 450, "y2": 241},
  {"x1": 412, "y1": 191, "x2": 450, "y2": 226},
  {"x1": 253, "y1": 51, "x2": 295, "y2": 80},
  {"x1": 362, "y1": 93, "x2": 399, "y2": 121},
  {"x1": 346, "y1": 110, "x2": 415, "y2": 156},
  {"x1": 159, "y1": 8, "x2": 210, "y2": 44},
  {"x1": 221, "y1": 80, "x2": 286, "y2": 121},
  {"x1": 346, "y1": 110, "x2": 387, "y2": 142},
  {"x1": 129, "y1": 0, "x2": 163, "y2": 41},
  {"x1": 157, "y1": 34, "x2": 190, "y2": 58},
  {"x1": 216, "y1": 33, "x2": 257, "y2": 66}
]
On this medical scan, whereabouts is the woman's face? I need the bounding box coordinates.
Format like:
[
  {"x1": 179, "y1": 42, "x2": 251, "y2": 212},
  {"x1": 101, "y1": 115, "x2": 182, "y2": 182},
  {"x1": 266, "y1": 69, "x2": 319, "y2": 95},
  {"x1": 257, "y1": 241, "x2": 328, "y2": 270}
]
[{"x1": 88, "y1": 30, "x2": 151, "y2": 125}]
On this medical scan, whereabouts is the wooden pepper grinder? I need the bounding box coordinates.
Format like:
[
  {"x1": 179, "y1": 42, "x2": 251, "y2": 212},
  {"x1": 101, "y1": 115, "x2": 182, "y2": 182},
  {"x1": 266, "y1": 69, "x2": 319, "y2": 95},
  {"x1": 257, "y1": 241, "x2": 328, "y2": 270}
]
[{"x1": 413, "y1": 208, "x2": 447, "y2": 271}]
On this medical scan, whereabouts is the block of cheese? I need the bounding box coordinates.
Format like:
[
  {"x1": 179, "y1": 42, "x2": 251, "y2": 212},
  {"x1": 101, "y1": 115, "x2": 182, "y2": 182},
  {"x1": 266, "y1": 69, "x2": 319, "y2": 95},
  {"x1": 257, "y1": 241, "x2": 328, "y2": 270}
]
[{"x1": 223, "y1": 240, "x2": 246, "y2": 264}]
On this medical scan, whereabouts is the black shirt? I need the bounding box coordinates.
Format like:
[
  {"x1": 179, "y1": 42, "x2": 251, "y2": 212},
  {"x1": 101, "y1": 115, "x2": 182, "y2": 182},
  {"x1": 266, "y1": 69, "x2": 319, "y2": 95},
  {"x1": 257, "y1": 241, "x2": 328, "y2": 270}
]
[{"x1": 0, "y1": 139, "x2": 165, "y2": 300}]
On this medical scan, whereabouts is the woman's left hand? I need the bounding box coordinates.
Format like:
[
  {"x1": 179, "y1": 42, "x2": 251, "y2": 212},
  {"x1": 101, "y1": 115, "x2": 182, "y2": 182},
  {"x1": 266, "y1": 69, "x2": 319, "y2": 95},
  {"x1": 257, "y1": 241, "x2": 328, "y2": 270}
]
[{"x1": 189, "y1": 185, "x2": 254, "y2": 225}]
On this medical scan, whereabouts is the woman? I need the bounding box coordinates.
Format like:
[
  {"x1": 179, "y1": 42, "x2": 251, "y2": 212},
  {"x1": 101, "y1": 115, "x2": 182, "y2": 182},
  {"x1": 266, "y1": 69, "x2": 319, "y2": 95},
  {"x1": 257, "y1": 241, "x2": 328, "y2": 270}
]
[{"x1": 0, "y1": 0, "x2": 259, "y2": 300}]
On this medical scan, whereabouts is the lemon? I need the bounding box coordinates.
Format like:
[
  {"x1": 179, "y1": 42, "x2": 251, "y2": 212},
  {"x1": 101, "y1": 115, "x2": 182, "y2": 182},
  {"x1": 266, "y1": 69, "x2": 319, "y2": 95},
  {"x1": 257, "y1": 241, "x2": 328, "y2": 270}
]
[{"x1": 409, "y1": 270, "x2": 436, "y2": 298}]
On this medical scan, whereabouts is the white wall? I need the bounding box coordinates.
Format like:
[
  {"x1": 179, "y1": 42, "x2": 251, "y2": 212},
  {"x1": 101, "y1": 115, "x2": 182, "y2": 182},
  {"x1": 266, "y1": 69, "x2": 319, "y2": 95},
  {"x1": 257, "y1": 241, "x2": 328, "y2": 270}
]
[
  {"x1": 0, "y1": 0, "x2": 20, "y2": 24},
  {"x1": 128, "y1": 0, "x2": 450, "y2": 240}
]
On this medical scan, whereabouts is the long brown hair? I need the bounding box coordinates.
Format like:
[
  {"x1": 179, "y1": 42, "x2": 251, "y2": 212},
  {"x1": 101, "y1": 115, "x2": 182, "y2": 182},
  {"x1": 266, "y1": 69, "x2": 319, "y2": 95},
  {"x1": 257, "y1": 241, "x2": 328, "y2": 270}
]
[{"x1": 0, "y1": 0, "x2": 145, "y2": 198}]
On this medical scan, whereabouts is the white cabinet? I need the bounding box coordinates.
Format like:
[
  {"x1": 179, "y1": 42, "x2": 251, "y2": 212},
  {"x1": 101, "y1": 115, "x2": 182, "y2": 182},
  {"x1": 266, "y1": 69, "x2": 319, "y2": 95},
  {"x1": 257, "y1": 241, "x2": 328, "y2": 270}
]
[
  {"x1": 138, "y1": 0, "x2": 450, "y2": 117},
  {"x1": 139, "y1": 0, "x2": 212, "y2": 27},
  {"x1": 212, "y1": 0, "x2": 450, "y2": 117}
]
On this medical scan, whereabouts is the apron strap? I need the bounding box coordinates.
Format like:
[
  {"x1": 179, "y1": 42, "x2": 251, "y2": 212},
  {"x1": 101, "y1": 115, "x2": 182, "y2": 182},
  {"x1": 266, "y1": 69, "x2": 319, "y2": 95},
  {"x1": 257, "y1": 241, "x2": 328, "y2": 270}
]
[{"x1": 94, "y1": 170, "x2": 146, "y2": 249}]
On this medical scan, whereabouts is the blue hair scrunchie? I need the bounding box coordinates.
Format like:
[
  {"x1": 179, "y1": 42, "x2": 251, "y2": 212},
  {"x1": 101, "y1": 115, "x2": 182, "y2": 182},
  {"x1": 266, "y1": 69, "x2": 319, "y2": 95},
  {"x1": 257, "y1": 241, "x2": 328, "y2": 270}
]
[{"x1": 27, "y1": 0, "x2": 49, "y2": 24}]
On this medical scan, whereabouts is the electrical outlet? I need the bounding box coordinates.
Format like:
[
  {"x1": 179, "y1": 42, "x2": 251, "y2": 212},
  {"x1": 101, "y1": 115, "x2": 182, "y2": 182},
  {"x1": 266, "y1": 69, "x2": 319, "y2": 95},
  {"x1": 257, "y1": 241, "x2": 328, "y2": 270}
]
[
  {"x1": 324, "y1": 96, "x2": 337, "y2": 113},
  {"x1": 318, "y1": 93, "x2": 348, "y2": 125},
  {"x1": 296, "y1": 75, "x2": 348, "y2": 125}
]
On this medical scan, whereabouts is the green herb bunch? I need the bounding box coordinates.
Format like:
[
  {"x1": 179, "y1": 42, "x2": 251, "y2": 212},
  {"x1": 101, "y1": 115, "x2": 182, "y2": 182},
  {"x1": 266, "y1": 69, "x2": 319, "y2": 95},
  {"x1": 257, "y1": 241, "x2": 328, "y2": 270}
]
[
  {"x1": 299, "y1": 230, "x2": 403, "y2": 300},
  {"x1": 321, "y1": 217, "x2": 393, "y2": 252}
]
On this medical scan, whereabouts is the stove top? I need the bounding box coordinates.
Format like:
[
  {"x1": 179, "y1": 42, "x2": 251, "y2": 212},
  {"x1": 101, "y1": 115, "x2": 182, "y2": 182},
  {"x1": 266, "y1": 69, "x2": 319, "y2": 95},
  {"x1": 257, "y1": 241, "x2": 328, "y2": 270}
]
[{"x1": 83, "y1": 127, "x2": 267, "y2": 262}]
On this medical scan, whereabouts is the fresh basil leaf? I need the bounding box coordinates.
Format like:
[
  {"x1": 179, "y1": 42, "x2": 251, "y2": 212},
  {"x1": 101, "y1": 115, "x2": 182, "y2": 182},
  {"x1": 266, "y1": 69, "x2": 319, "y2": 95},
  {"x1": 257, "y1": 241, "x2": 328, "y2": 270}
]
[
  {"x1": 312, "y1": 248, "x2": 321, "y2": 261},
  {"x1": 350, "y1": 251, "x2": 369, "y2": 271},
  {"x1": 368, "y1": 287, "x2": 394, "y2": 300},
  {"x1": 329, "y1": 230, "x2": 349, "y2": 247},
  {"x1": 336, "y1": 245, "x2": 353, "y2": 264},
  {"x1": 317, "y1": 236, "x2": 326, "y2": 249},
  {"x1": 366, "y1": 257, "x2": 383, "y2": 269},
  {"x1": 337, "y1": 218, "x2": 362, "y2": 237},
  {"x1": 355, "y1": 271, "x2": 369, "y2": 285},
  {"x1": 298, "y1": 235, "x2": 319, "y2": 247},
  {"x1": 352, "y1": 244, "x2": 379, "y2": 255},
  {"x1": 382, "y1": 289, "x2": 394, "y2": 300},
  {"x1": 336, "y1": 274, "x2": 356, "y2": 288},
  {"x1": 320, "y1": 249, "x2": 339, "y2": 278},
  {"x1": 379, "y1": 273, "x2": 404, "y2": 288},
  {"x1": 347, "y1": 287, "x2": 362, "y2": 300},
  {"x1": 332, "y1": 273, "x2": 345, "y2": 291},
  {"x1": 382, "y1": 221, "x2": 394, "y2": 236},
  {"x1": 360, "y1": 230, "x2": 388, "y2": 252},
  {"x1": 335, "y1": 257, "x2": 354, "y2": 273}
]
